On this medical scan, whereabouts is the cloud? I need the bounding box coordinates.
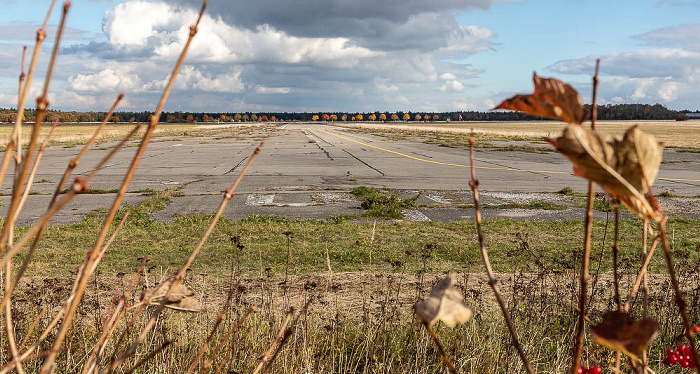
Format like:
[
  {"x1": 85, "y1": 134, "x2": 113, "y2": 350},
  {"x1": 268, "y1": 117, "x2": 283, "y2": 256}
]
[
  {"x1": 69, "y1": 67, "x2": 141, "y2": 92},
  {"x1": 633, "y1": 24, "x2": 700, "y2": 52},
  {"x1": 0, "y1": 0, "x2": 499, "y2": 112},
  {"x1": 548, "y1": 49, "x2": 700, "y2": 80},
  {"x1": 257, "y1": 86, "x2": 291, "y2": 94}
]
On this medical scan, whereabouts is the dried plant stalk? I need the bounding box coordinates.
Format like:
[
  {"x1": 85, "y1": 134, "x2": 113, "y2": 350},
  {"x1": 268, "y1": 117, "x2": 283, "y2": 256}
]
[
  {"x1": 423, "y1": 323, "x2": 458, "y2": 374},
  {"x1": 110, "y1": 141, "x2": 261, "y2": 371},
  {"x1": 468, "y1": 133, "x2": 534, "y2": 374},
  {"x1": 659, "y1": 219, "x2": 700, "y2": 372},
  {"x1": 185, "y1": 284, "x2": 239, "y2": 374},
  {"x1": 252, "y1": 296, "x2": 311, "y2": 374},
  {"x1": 39, "y1": 3, "x2": 208, "y2": 371},
  {"x1": 195, "y1": 306, "x2": 256, "y2": 374},
  {"x1": 572, "y1": 59, "x2": 600, "y2": 374}
]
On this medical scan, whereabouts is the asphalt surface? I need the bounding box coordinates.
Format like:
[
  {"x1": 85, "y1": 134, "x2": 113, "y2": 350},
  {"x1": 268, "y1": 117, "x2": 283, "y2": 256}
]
[{"x1": 2, "y1": 123, "x2": 699, "y2": 225}]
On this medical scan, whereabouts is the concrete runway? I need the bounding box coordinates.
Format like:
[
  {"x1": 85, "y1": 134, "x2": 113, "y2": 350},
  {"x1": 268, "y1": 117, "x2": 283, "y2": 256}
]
[{"x1": 2, "y1": 123, "x2": 699, "y2": 224}]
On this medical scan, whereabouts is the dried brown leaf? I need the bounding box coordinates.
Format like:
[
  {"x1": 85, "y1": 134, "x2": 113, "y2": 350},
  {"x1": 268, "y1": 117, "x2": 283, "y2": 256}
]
[
  {"x1": 495, "y1": 73, "x2": 587, "y2": 124},
  {"x1": 415, "y1": 274, "x2": 473, "y2": 328},
  {"x1": 547, "y1": 124, "x2": 664, "y2": 221},
  {"x1": 146, "y1": 279, "x2": 202, "y2": 313},
  {"x1": 591, "y1": 311, "x2": 658, "y2": 360}
]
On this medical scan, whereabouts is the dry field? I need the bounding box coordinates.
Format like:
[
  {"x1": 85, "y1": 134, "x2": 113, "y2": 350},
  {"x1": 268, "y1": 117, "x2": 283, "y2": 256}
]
[{"x1": 340, "y1": 120, "x2": 700, "y2": 148}]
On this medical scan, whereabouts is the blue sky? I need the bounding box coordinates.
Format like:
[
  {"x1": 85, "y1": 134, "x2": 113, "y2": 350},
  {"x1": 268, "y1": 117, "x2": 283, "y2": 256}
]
[{"x1": 0, "y1": 0, "x2": 698, "y2": 112}]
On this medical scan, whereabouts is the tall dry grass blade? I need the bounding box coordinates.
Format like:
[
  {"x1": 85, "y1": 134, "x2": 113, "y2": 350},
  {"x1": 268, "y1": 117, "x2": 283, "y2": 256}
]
[
  {"x1": 9, "y1": 0, "x2": 56, "y2": 168},
  {"x1": 40, "y1": 3, "x2": 208, "y2": 369},
  {"x1": 83, "y1": 256, "x2": 145, "y2": 374},
  {"x1": 3, "y1": 120, "x2": 56, "y2": 374},
  {"x1": 252, "y1": 296, "x2": 311, "y2": 374},
  {"x1": 659, "y1": 219, "x2": 700, "y2": 372},
  {"x1": 1, "y1": 1, "x2": 69, "y2": 255},
  {"x1": 18, "y1": 305, "x2": 47, "y2": 351},
  {"x1": 623, "y1": 236, "x2": 659, "y2": 311},
  {"x1": 641, "y1": 221, "x2": 650, "y2": 318},
  {"x1": 110, "y1": 141, "x2": 261, "y2": 372},
  {"x1": 0, "y1": 125, "x2": 141, "y2": 304},
  {"x1": 612, "y1": 204, "x2": 622, "y2": 371},
  {"x1": 185, "y1": 284, "x2": 239, "y2": 374},
  {"x1": 51, "y1": 93, "x2": 125, "y2": 207},
  {"x1": 572, "y1": 59, "x2": 600, "y2": 374},
  {"x1": 468, "y1": 132, "x2": 534, "y2": 374},
  {"x1": 122, "y1": 341, "x2": 173, "y2": 374},
  {"x1": 424, "y1": 323, "x2": 458, "y2": 374},
  {"x1": 195, "y1": 306, "x2": 256, "y2": 374}
]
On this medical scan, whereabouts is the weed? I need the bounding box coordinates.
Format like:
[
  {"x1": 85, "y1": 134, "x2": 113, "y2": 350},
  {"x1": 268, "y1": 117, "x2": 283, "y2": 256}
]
[{"x1": 351, "y1": 186, "x2": 419, "y2": 218}]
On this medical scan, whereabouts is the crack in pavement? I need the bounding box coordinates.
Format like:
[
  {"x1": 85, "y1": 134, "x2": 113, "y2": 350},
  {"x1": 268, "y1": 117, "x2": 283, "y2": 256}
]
[{"x1": 343, "y1": 149, "x2": 385, "y2": 176}]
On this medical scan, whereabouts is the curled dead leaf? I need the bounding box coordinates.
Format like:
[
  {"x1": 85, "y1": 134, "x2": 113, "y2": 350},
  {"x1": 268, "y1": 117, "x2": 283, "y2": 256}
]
[
  {"x1": 547, "y1": 124, "x2": 664, "y2": 221},
  {"x1": 414, "y1": 274, "x2": 473, "y2": 328},
  {"x1": 495, "y1": 73, "x2": 587, "y2": 124},
  {"x1": 591, "y1": 311, "x2": 658, "y2": 360},
  {"x1": 144, "y1": 279, "x2": 202, "y2": 313}
]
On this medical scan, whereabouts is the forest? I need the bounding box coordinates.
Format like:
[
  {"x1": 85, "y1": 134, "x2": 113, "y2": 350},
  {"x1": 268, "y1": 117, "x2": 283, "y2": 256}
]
[{"x1": 0, "y1": 103, "x2": 694, "y2": 123}]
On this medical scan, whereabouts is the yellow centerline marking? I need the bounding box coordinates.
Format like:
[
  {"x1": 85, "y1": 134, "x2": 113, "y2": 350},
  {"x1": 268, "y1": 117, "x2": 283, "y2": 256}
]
[{"x1": 318, "y1": 129, "x2": 700, "y2": 183}]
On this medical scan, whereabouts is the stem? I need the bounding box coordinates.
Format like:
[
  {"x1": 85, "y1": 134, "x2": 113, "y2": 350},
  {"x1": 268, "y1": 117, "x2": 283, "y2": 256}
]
[
  {"x1": 469, "y1": 132, "x2": 534, "y2": 374},
  {"x1": 612, "y1": 204, "x2": 621, "y2": 371},
  {"x1": 659, "y1": 219, "x2": 700, "y2": 373},
  {"x1": 109, "y1": 141, "x2": 260, "y2": 372},
  {"x1": 613, "y1": 204, "x2": 621, "y2": 311},
  {"x1": 39, "y1": 3, "x2": 208, "y2": 371},
  {"x1": 571, "y1": 58, "x2": 600, "y2": 374},
  {"x1": 642, "y1": 221, "x2": 649, "y2": 318},
  {"x1": 425, "y1": 323, "x2": 458, "y2": 374}
]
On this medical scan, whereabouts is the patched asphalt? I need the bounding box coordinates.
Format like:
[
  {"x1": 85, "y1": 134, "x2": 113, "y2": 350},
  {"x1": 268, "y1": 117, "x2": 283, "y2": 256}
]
[{"x1": 3, "y1": 123, "x2": 699, "y2": 225}]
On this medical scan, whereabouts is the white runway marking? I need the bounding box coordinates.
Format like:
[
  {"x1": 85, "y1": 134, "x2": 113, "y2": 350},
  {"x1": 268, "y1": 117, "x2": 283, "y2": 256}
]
[
  {"x1": 426, "y1": 194, "x2": 450, "y2": 204},
  {"x1": 245, "y1": 194, "x2": 275, "y2": 206},
  {"x1": 402, "y1": 210, "x2": 431, "y2": 222}
]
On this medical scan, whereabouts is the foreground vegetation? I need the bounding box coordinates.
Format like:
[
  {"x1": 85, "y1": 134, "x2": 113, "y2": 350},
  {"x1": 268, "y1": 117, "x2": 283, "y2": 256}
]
[{"x1": 5, "y1": 207, "x2": 700, "y2": 372}]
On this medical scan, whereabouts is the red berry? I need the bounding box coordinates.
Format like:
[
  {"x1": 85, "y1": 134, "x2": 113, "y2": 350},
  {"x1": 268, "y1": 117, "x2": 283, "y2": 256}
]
[
  {"x1": 669, "y1": 348, "x2": 677, "y2": 356},
  {"x1": 576, "y1": 367, "x2": 585, "y2": 374},
  {"x1": 669, "y1": 354, "x2": 679, "y2": 364},
  {"x1": 681, "y1": 360, "x2": 691, "y2": 368},
  {"x1": 692, "y1": 325, "x2": 700, "y2": 335},
  {"x1": 663, "y1": 357, "x2": 671, "y2": 366},
  {"x1": 679, "y1": 344, "x2": 688, "y2": 352},
  {"x1": 589, "y1": 367, "x2": 601, "y2": 374}
]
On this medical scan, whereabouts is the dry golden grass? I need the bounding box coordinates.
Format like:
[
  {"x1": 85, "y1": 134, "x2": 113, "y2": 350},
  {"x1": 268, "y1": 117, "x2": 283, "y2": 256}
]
[{"x1": 341, "y1": 120, "x2": 700, "y2": 148}]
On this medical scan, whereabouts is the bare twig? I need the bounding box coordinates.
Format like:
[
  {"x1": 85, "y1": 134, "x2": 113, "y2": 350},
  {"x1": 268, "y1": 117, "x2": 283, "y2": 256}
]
[
  {"x1": 659, "y1": 219, "x2": 700, "y2": 372},
  {"x1": 468, "y1": 132, "x2": 534, "y2": 374},
  {"x1": 624, "y1": 236, "x2": 660, "y2": 311},
  {"x1": 252, "y1": 295, "x2": 311, "y2": 374},
  {"x1": 185, "y1": 283, "x2": 239, "y2": 374},
  {"x1": 613, "y1": 204, "x2": 621, "y2": 311},
  {"x1": 39, "y1": 3, "x2": 208, "y2": 371},
  {"x1": 108, "y1": 140, "x2": 260, "y2": 372},
  {"x1": 424, "y1": 323, "x2": 459, "y2": 374},
  {"x1": 122, "y1": 341, "x2": 173, "y2": 374},
  {"x1": 195, "y1": 306, "x2": 256, "y2": 374},
  {"x1": 572, "y1": 58, "x2": 600, "y2": 374}
]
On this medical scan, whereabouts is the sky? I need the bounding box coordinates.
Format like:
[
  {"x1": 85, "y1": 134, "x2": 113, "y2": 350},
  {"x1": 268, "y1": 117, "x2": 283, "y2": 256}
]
[{"x1": 0, "y1": 0, "x2": 698, "y2": 113}]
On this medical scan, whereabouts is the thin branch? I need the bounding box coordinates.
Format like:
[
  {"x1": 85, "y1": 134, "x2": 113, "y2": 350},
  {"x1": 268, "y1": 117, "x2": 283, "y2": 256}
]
[
  {"x1": 468, "y1": 132, "x2": 534, "y2": 374},
  {"x1": 659, "y1": 219, "x2": 700, "y2": 373},
  {"x1": 122, "y1": 341, "x2": 173, "y2": 374},
  {"x1": 424, "y1": 323, "x2": 458, "y2": 374},
  {"x1": 623, "y1": 236, "x2": 660, "y2": 311},
  {"x1": 185, "y1": 284, "x2": 239, "y2": 374},
  {"x1": 572, "y1": 58, "x2": 600, "y2": 374},
  {"x1": 40, "y1": 4, "x2": 208, "y2": 369},
  {"x1": 195, "y1": 307, "x2": 256, "y2": 374},
  {"x1": 108, "y1": 141, "x2": 260, "y2": 372}
]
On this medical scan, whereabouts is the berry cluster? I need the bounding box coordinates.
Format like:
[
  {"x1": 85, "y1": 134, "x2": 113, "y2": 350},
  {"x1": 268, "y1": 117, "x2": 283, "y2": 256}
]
[
  {"x1": 663, "y1": 344, "x2": 696, "y2": 368},
  {"x1": 576, "y1": 366, "x2": 601, "y2": 374}
]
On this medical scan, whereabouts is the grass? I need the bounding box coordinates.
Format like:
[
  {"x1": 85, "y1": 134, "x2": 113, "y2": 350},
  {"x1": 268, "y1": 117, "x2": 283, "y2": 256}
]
[
  {"x1": 8, "y1": 206, "x2": 700, "y2": 373},
  {"x1": 351, "y1": 186, "x2": 419, "y2": 218}
]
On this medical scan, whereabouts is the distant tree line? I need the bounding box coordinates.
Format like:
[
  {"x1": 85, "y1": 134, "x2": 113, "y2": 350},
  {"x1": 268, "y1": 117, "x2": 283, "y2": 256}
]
[{"x1": 0, "y1": 103, "x2": 689, "y2": 123}]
